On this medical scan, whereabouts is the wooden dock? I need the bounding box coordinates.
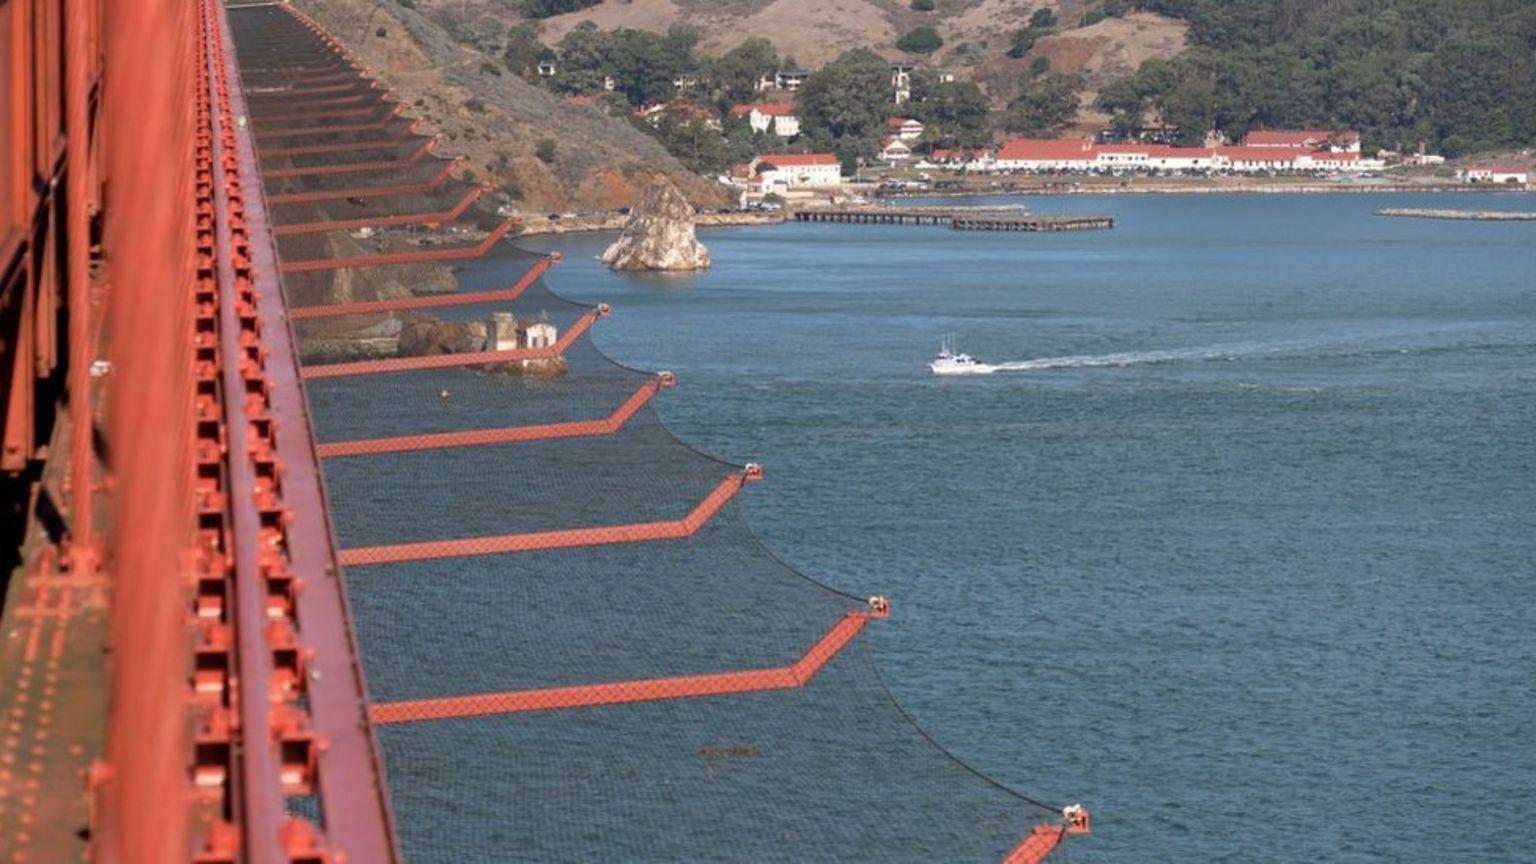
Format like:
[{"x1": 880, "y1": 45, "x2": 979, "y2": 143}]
[{"x1": 794, "y1": 206, "x2": 1113, "y2": 232}]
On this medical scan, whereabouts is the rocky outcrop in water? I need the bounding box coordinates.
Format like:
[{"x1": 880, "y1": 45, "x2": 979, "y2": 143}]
[{"x1": 600, "y1": 180, "x2": 710, "y2": 272}]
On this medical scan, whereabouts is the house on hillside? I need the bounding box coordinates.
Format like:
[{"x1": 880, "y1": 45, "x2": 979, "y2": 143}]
[
  {"x1": 1459, "y1": 165, "x2": 1529, "y2": 184},
  {"x1": 753, "y1": 153, "x2": 843, "y2": 190},
  {"x1": 537, "y1": 59, "x2": 557, "y2": 78},
  {"x1": 776, "y1": 68, "x2": 810, "y2": 91},
  {"x1": 730, "y1": 103, "x2": 801, "y2": 137},
  {"x1": 1243, "y1": 129, "x2": 1361, "y2": 153},
  {"x1": 890, "y1": 61, "x2": 915, "y2": 104},
  {"x1": 637, "y1": 103, "x2": 721, "y2": 131},
  {"x1": 879, "y1": 137, "x2": 913, "y2": 162},
  {"x1": 887, "y1": 117, "x2": 924, "y2": 142}
]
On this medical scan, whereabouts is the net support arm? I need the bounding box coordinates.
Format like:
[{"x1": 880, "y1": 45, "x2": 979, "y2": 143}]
[
  {"x1": 338, "y1": 465, "x2": 762, "y2": 567},
  {"x1": 370, "y1": 599, "x2": 891, "y2": 724},
  {"x1": 317, "y1": 371, "x2": 672, "y2": 458}
]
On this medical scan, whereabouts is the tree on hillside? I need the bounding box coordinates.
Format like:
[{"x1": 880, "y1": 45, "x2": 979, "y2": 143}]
[
  {"x1": 520, "y1": 0, "x2": 600, "y2": 18},
  {"x1": 1103, "y1": 0, "x2": 1536, "y2": 153},
  {"x1": 551, "y1": 22, "x2": 611, "y2": 94},
  {"x1": 503, "y1": 24, "x2": 548, "y2": 80},
  {"x1": 1004, "y1": 72, "x2": 1081, "y2": 136},
  {"x1": 896, "y1": 26, "x2": 944, "y2": 54},
  {"x1": 913, "y1": 81, "x2": 991, "y2": 148},
  {"x1": 796, "y1": 49, "x2": 894, "y2": 156},
  {"x1": 641, "y1": 112, "x2": 733, "y2": 174},
  {"x1": 708, "y1": 38, "x2": 779, "y2": 105}
]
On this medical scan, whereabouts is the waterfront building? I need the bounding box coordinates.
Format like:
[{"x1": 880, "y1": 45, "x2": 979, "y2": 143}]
[
  {"x1": 752, "y1": 153, "x2": 843, "y2": 189},
  {"x1": 1459, "y1": 165, "x2": 1530, "y2": 184},
  {"x1": 991, "y1": 137, "x2": 1383, "y2": 174}
]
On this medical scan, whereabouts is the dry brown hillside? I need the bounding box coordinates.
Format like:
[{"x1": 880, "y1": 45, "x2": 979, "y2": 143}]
[
  {"x1": 289, "y1": 0, "x2": 731, "y2": 213},
  {"x1": 534, "y1": 0, "x2": 1184, "y2": 83}
]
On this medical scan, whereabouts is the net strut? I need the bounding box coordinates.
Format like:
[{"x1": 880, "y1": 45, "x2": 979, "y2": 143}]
[
  {"x1": 371, "y1": 598, "x2": 891, "y2": 724},
  {"x1": 338, "y1": 465, "x2": 762, "y2": 567}
]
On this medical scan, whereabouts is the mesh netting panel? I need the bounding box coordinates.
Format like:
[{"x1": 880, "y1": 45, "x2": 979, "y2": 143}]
[
  {"x1": 322, "y1": 410, "x2": 739, "y2": 549},
  {"x1": 305, "y1": 340, "x2": 650, "y2": 444},
  {"x1": 255, "y1": 116, "x2": 416, "y2": 147},
  {"x1": 267, "y1": 169, "x2": 470, "y2": 215},
  {"x1": 345, "y1": 501, "x2": 857, "y2": 702},
  {"x1": 377, "y1": 645, "x2": 1041, "y2": 864}
]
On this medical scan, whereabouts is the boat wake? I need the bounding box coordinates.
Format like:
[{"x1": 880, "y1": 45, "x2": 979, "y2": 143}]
[{"x1": 934, "y1": 341, "x2": 1300, "y2": 376}]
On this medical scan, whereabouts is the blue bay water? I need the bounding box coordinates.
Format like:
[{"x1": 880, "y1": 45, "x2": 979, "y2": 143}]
[{"x1": 510, "y1": 193, "x2": 1536, "y2": 862}]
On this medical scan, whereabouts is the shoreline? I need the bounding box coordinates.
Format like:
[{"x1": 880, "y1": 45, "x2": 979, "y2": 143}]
[{"x1": 513, "y1": 181, "x2": 1532, "y2": 237}]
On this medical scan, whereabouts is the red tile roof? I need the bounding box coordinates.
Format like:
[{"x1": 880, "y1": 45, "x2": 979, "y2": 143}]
[
  {"x1": 996, "y1": 137, "x2": 1096, "y2": 161},
  {"x1": 733, "y1": 103, "x2": 796, "y2": 116},
  {"x1": 756, "y1": 153, "x2": 839, "y2": 167}
]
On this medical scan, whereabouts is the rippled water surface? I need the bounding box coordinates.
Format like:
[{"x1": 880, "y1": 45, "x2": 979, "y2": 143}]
[{"x1": 505, "y1": 193, "x2": 1536, "y2": 862}]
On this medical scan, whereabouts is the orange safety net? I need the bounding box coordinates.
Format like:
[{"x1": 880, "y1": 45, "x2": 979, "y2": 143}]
[{"x1": 227, "y1": 4, "x2": 1086, "y2": 861}]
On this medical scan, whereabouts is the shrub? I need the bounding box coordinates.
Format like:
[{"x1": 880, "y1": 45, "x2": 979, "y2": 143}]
[
  {"x1": 1081, "y1": 10, "x2": 1105, "y2": 26},
  {"x1": 910, "y1": 0, "x2": 935, "y2": 10},
  {"x1": 375, "y1": 27, "x2": 388, "y2": 38},
  {"x1": 1104, "y1": 0, "x2": 1129, "y2": 15},
  {"x1": 896, "y1": 26, "x2": 943, "y2": 54},
  {"x1": 1006, "y1": 28, "x2": 1036, "y2": 58},
  {"x1": 1029, "y1": 8, "x2": 1057, "y2": 29},
  {"x1": 463, "y1": 98, "x2": 487, "y2": 113},
  {"x1": 396, "y1": 0, "x2": 414, "y2": 8},
  {"x1": 1028, "y1": 56, "x2": 1052, "y2": 77},
  {"x1": 535, "y1": 139, "x2": 558, "y2": 163}
]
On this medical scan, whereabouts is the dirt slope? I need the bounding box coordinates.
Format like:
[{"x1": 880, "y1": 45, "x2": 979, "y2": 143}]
[{"x1": 290, "y1": 0, "x2": 730, "y2": 212}]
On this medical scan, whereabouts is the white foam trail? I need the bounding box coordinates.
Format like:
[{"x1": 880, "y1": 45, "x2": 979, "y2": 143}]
[{"x1": 944, "y1": 341, "x2": 1301, "y2": 376}]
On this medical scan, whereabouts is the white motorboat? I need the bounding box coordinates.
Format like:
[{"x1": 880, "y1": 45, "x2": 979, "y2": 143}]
[{"x1": 929, "y1": 335, "x2": 987, "y2": 375}]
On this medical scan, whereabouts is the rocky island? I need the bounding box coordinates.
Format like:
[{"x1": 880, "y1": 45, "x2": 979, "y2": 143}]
[{"x1": 601, "y1": 180, "x2": 711, "y2": 272}]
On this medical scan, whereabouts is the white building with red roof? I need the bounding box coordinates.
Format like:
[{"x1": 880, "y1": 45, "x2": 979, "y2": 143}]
[
  {"x1": 990, "y1": 137, "x2": 1381, "y2": 174},
  {"x1": 1459, "y1": 165, "x2": 1529, "y2": 184},
  {"x1": 729, "y1": 103, "x2": 801, "y2": 138},
  {"x1": 752, "y1": 153, "x2": 843, "y2": 190},
  {"x1": 1242, "y1": 129, "x2": 1361, "y2": 153}
]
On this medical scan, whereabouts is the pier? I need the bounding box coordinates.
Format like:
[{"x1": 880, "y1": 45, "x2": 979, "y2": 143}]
[
  {"x1": 1376, "y1": 208, "x2": 1536, "y2": 221},
  {"x1": 795, "y1": 206, "x2": 1113, "y2": 231}
]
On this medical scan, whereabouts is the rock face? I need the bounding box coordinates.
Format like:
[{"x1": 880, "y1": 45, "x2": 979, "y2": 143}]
[{"x1": 601, "y1": 180, "x2": 711, "y2": 272}]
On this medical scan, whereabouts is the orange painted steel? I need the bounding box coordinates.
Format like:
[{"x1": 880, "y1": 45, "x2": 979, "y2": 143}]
[
  {"x1": 318, "y1": 374, "x2": 671, "y2": 458},
  {"x1": 371, "y1": 607, "x2": 888, "y2": 725},
  {"x1": 339, "y1": 470, "x2": 755, "y2": 567},
  {"x1": 254, "y1": 103, "x2": 406, "y2": 139},
  {"x1": 300, "y1": 304, "x2": 602, "y2": 379},
  {"x1": 89, "y1": 0, "x2": 206, "y2": 858},
  {"x1": 258, "y1": 121, "x2": 418, "y2": 158},
  {"x1": 205, "y1": 1, "x2": 400, "y2": 859},
  {"x1": 266, "y1": 155, "x2": 458, "y2": 204},
  {"x1": 262, "y1": 137, "x2": 437, "y2": 178},
  {"x1": 273, "y1": 184, "x2": 489, "y2": 236},
  {"x1": 280, "y1": 216, "x2": 518, "y2": 274},
  {"x1": 289, "y1": 255, "x2": 552, "y2": 318}
]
